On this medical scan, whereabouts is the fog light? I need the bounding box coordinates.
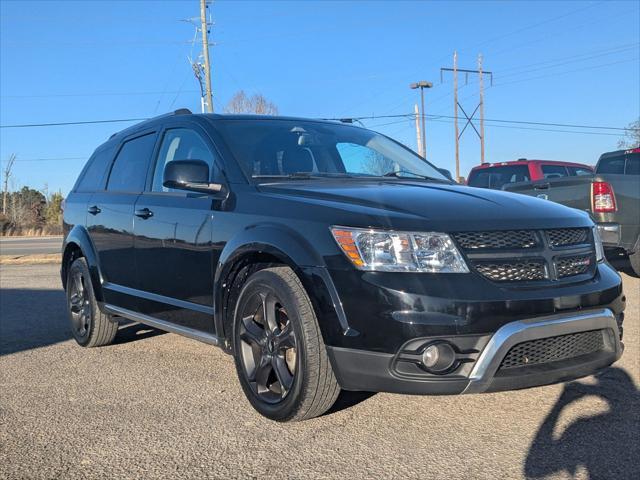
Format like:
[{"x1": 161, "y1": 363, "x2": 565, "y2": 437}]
[{"x1": 421, "y1": 342, "x2": 456, "y2": 373}]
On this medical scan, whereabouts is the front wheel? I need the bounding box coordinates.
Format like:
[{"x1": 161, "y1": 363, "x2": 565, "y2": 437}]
[{"x1": 232, "y1": 266, "x2": 339, "y2": 421}]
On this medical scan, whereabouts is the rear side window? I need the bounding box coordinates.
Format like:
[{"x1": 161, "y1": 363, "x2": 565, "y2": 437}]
[
  {"x1": 107, "y1": 133, "x2": 156, "y2": 192},
  {"x1": 567, "y1": 166, "x2": 593, "y2": 176},
  {"x1": 597, "y1": 156, "x2": 625, "y2": 174},
  {"x1": 626, "y1": 155, "x2": 640, "y2": 175},
  {"x1": 467, "y1": 165, "x2": 530, "y2": 189},
  {"x1": 75, "y1": 147, "x2": 114, "y2": 192},
  {"x1": 541, "y1": 165, "x2": 568, "y2": 178}
]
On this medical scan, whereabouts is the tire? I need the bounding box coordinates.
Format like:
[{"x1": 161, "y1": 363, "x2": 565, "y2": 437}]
[
  {"x1": 66, "y1": 257, "x2": 118, "y2": 347},
  {"x1": 232, "y1": 266, "x2": 339, "y2": 421},
  {"x1": 629, "y1": 249, "x2": 640, "y2": 278}
]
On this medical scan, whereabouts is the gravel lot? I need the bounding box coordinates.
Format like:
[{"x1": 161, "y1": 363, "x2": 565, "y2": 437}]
[{"x1": 1, "y1": 263, "x2": 638, "y2": 480}]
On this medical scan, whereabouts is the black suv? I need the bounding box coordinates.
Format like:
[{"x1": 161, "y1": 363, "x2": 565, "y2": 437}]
[{"x1": 62, "y1": 110, "x2": 625, "y2": 421}]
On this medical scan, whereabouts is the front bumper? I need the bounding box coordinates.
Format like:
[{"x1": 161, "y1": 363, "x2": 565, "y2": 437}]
[{"x1": 327, "y1": 308, "x2": 623, "y2": 395}]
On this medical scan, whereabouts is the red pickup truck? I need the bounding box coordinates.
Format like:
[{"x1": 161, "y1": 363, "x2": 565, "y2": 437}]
[{"x1": 467, "y1": 159, "x2": 593, "y2": 189}]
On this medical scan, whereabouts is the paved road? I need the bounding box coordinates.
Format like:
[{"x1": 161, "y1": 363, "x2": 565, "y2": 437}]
[
  {"x1": 1, "y1": 264, "x2": 638, "y2": 479},
  {"x1": 0, "y1": 236, "x2": 62, "y2": 256}
]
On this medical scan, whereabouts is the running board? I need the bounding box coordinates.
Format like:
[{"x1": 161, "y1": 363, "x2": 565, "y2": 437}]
[{"x1": 104, "y1": 304, "x2": 222, "y2": 347}]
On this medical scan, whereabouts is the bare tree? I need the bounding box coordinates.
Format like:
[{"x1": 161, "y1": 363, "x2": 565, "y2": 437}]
[
  {"x1": 2, "y1": 154, "x2": 16, "y2": 215},
  {"x1": 617, "y1": 119, "x2": 640, "y2": 149},
  {"x1": 224, "y1": 90, "x2": 279, "y2": 115}
]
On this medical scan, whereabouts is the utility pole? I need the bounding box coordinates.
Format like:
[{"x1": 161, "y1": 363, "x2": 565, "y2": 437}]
[
  {"x1": 410, "y1": 81, "x2": 432, "y2": 158},
  {"x1": 441, "y1": 53, "x2": 493, "y2": 181},
  {"x1": 414, "y1": 104, "x2": 423, "y2": 157},
  {"x1": 453, "y1": 52, "x2": 460, "y2": 181},
  {"x1": 2, "y1": 154, "x2": 16, "y2": 215},
  {"x1": 200, "y1": 0, "x2": 213, "y2": 113},
  {"x1": 478, "y1": 53, "x2": 485, "y2": 164}
]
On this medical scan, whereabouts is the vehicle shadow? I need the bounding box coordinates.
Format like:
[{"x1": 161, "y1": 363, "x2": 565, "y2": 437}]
[
  {"x1": 0, "y1": 288, "x2": 165, "y2": 356},
  {"x1": 324, "y1": 390, "x2": 377, "y2": 416},
  {"x1": 524, "y1": 367, "x2": 639, "y2": 480}
]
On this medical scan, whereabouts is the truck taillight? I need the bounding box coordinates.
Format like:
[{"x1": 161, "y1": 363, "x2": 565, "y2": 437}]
[{"x1": 592, "y1": 181, "x2": 616, "y2": 212}]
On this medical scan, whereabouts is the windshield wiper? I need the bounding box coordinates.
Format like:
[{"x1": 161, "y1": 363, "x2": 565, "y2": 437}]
[
  {"x1": 381, "y1": 170, "x2": 447, "y2": 182},
  {"x1": 252, "y1": 172, "x2": 355, "y2": 180}
]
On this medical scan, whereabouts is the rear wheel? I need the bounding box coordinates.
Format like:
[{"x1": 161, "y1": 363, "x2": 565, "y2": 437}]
[
  {"x1": 66, "y1": 257, "x2": 118, "y2": 347},
  {"x1": 232, "y1": 266, "x2": 339, "y2": 421}
]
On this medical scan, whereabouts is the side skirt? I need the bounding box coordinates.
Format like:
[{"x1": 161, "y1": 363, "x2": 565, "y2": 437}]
[{"x1": 103, "y1": 303, "x2": 222, "y2": 347}]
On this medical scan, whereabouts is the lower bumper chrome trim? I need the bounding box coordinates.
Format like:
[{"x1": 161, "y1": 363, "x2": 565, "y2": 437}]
[{"x1": 463, "y1": 308, "x2": 622, "y2": 393}]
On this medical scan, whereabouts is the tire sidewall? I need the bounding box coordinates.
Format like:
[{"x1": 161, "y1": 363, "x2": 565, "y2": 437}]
[{"x1": 232, "y1": 269, "x2": 309, "y2": 421}]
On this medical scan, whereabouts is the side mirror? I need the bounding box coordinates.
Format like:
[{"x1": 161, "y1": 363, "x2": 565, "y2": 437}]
[{"x1": 163, "y1": 160, "x2": 224, "y2": 194}]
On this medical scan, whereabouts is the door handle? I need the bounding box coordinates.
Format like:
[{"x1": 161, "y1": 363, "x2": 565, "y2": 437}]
[
  {"x1": 87, "y1": 205, "x2": 101, "y2": 215},
  {"x1": 534, "y1": 183, "x2": 550, "y2": 190},
  {"x1": 135, "y1": 208, "x2": 154, "y2": 219}
]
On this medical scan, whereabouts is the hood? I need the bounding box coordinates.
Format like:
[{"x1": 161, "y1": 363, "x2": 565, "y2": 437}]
[{"x1": 257, "y1": 180, "x2": 592, "y2": 231}]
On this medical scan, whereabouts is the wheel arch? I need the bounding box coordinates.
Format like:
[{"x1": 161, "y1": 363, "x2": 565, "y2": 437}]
[
  {"x1": 61, "y1": 226, "x2": 105, "y2": 302},
  {"x1": 213, "y1": 224, "x2": 343, "y2": 350}
]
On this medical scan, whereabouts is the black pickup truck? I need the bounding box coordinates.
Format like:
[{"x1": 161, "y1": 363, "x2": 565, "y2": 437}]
[{"x1": 505, "y1": 148, "x2": 640, "y2": 276}]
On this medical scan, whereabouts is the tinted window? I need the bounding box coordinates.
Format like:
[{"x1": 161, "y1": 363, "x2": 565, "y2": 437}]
[
  {"x1": 567, "y1": 166, "x2": 593, "y2": 176},
  {"x1": 467, "y1": 165, "x2": 530, "y2": 189},
  {"x1": 626, "y1": 154, "x2": 640, "y2": 175},
  {"x1": 336, "y1": 142, "x2": 393, "y2": 175},
  {"x1": 75, "y1": 147, "x2": 113, "y2": 192},
  {"x1": 597, "y1": 156, "x2": 625, "y2": 174},
  {"x1": 107, "y1": 133, "x2": 156, "y2": 192},
  {"x1": 541, "y1": 165, "x2": 568, "y2": 178},
  {"x1": 214, "y1": 119, "x2": 448, "y2": 181},
  {"x1": 151, "y1": 128, "x2": 216, "y2": 192}
]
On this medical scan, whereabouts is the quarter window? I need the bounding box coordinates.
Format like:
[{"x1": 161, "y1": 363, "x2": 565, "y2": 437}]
[
  {"x1": 107, "y1": 133, "x2": 156, "y2": 192},
  {"x1": 76, "y1": 147, "x2": 114, "y2": 192},
  {"x1": 152, "y1": 128, "x2": 216, "y2": 192}
]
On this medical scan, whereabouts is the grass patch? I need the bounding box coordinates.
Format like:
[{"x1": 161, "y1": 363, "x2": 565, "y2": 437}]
[{"x1": 0, "y1": 253, "x2": 61, "y2": 265}]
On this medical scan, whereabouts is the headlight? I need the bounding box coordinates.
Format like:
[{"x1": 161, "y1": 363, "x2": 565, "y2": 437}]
[
  {"x1": 593, "y1": 226, "x2": 605, "y2": 262},
  {"x1": 330, "y1": 226, "x2": 469, "y2": 273}
]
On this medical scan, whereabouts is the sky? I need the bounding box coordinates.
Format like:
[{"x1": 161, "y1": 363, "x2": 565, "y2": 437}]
[{"x1": 1, "y1": 0, "x2": 639, "y2": 195}]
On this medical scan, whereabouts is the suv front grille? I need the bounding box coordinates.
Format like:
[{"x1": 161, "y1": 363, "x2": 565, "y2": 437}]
[
  {"x1": 453, "y1": 228, "x2": 595, "y2": 284},
  {"x1": 547, "y1": 228, "x2": 589, "y2": 248},
  {"x1": 475, "y1": 261, "x2": 546, "y2": 282},
  {"x1": 499, "y1": 330, "x2": 605, "y2": 370},
  {"x1": 453, "y1": 230, "x2": 538, "y2": 250},
  {"x1": 556, "y1": 254, "x2": 593, "y2": 278}
]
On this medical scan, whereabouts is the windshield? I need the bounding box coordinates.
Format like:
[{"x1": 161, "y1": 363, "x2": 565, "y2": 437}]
[{"x1": 213, "y1": 119, "x2": 449, "y2": 182}]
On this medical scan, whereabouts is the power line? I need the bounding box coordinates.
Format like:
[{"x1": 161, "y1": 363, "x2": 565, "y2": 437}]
[
  {"x1": 330, "y1": 114, "x2": 637, "y2": 132},
  {"x1": 0, "y1": 118, "x2": 147, "y2": 129},
  {"x1": 1, "y1": 90, "x2": 199, "y2": 99}
]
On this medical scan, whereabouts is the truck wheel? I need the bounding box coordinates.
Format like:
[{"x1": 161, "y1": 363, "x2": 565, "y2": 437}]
[
  {"x1": 66, "y1": 257, "x2": 118, "y2": 347},
  {"x1": 629, "y1": 249, "x2": 640, "y2": 278},
  {"x1": 232, "y1": 266, "x2": 339, "y2": 421}
]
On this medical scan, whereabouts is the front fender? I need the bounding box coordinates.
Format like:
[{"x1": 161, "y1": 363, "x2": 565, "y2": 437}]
[
  {"x1": 213, "y1": 223, "x2": 352, "y2": 347},
  {"x1": 62, "y1": 225, "x2": 104, "y2": 302}
]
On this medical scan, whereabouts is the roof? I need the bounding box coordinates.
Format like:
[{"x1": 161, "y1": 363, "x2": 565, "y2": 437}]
[
  {"x1": 107, "y1": 109, "x2": 345, "y2": 141},
  {"x1": 470, "y1": 159, "x2": 593, "y2": 170}
]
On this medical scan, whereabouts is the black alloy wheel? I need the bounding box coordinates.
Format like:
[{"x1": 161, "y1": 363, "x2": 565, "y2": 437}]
[
  {"x1": 68, "y1": 266, "x2": 92, "y2": 341},
  {"x1": 232, "y1": 267, "x2": 340, "y2": 421},
  {"x1": 238, "y1": 290, "x2": 298, "y2": 403}
]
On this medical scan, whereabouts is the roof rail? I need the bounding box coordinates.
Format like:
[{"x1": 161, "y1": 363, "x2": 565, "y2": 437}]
[{"x1": 109, "y1": 108, "x2": 193, "y2": 139}]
